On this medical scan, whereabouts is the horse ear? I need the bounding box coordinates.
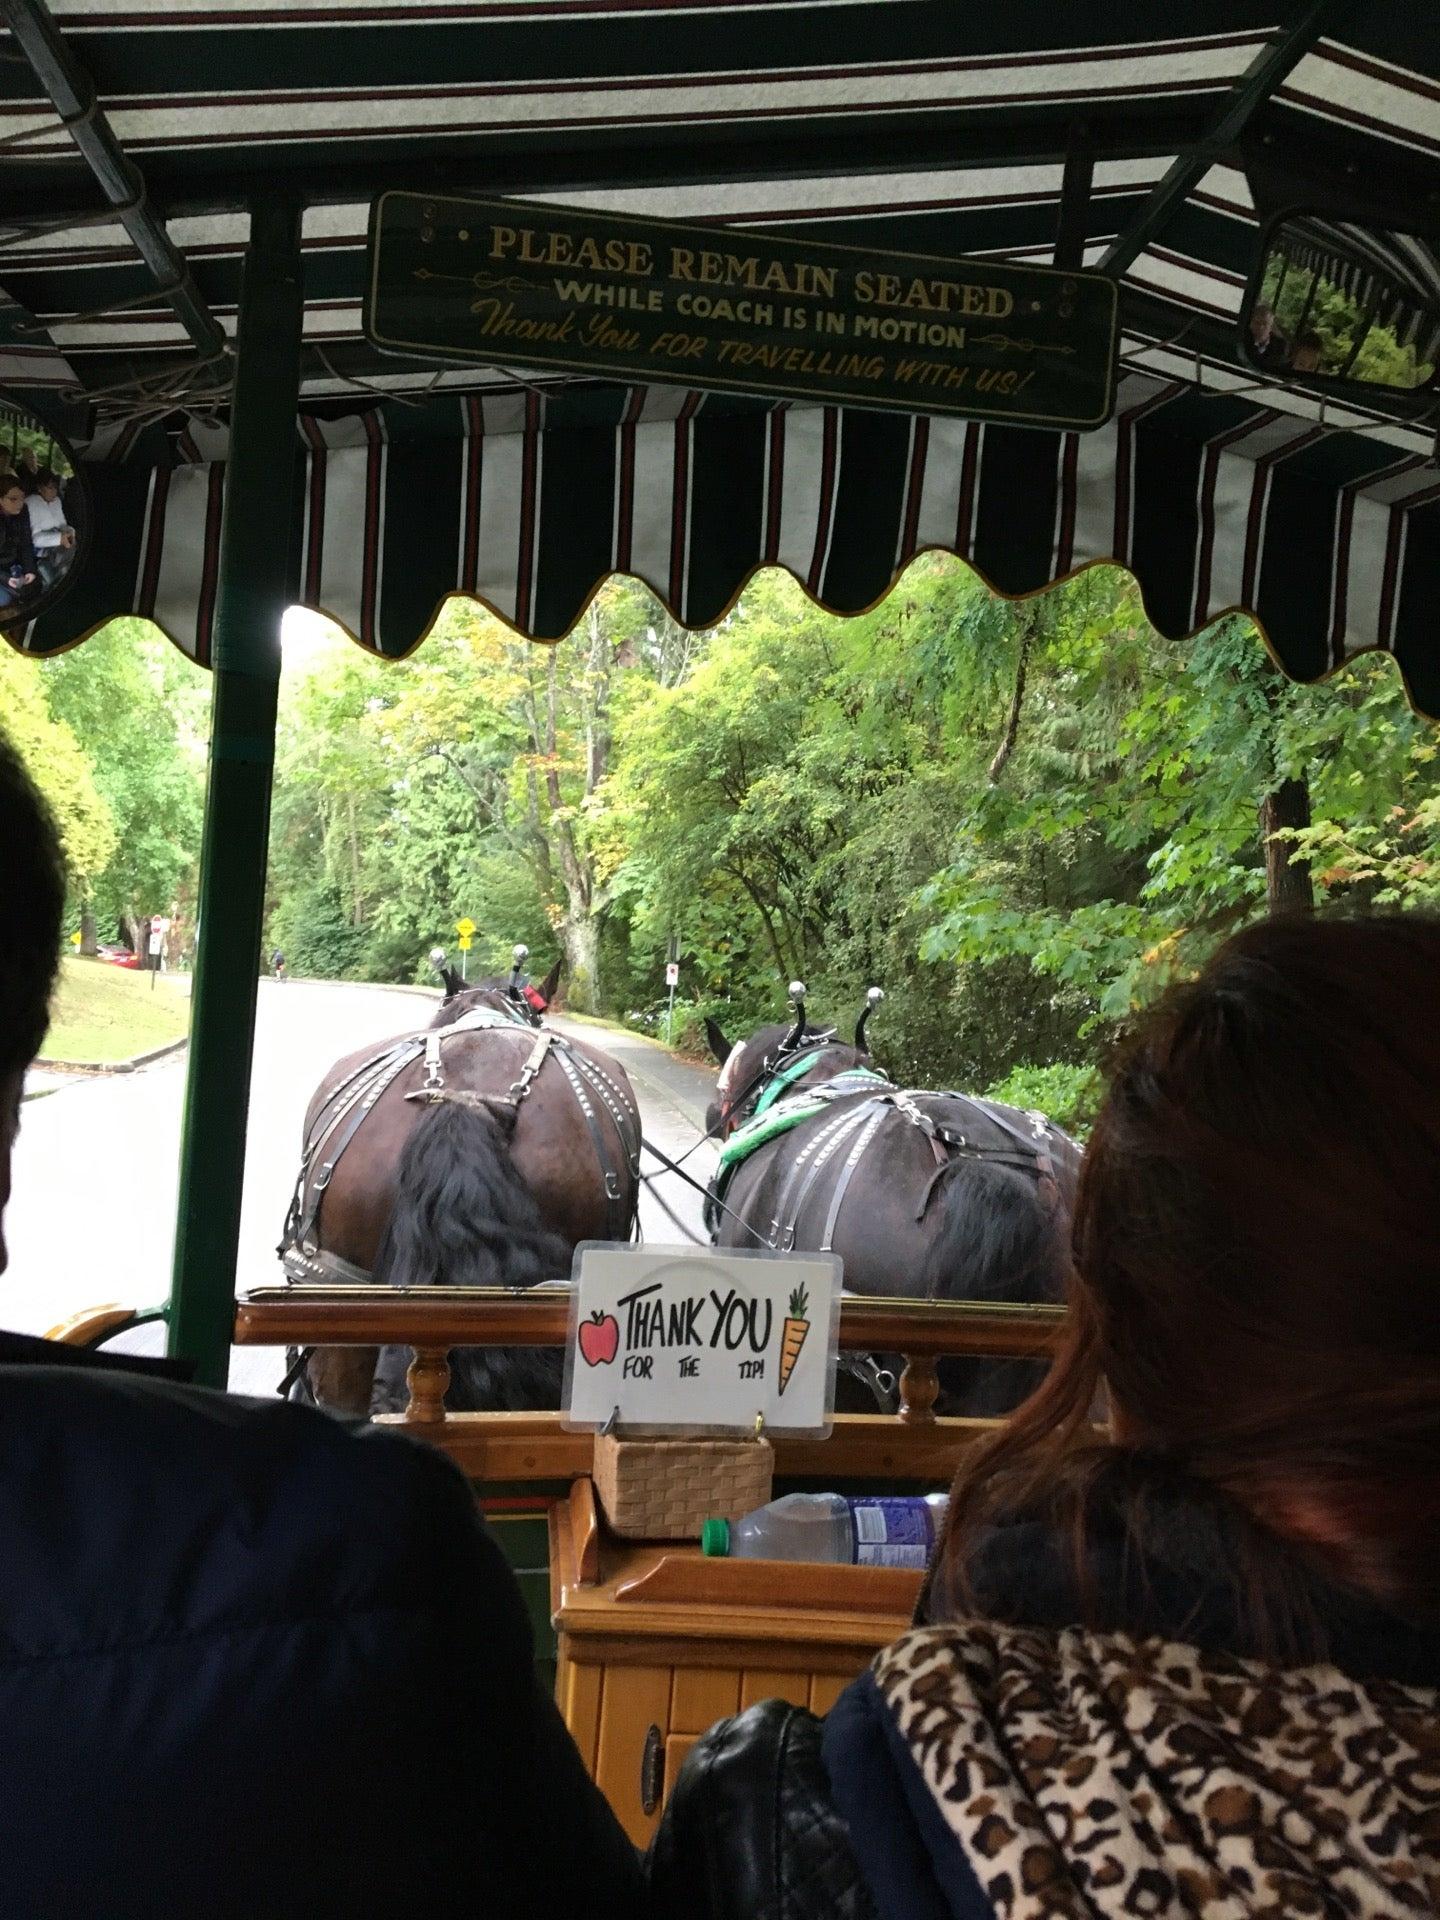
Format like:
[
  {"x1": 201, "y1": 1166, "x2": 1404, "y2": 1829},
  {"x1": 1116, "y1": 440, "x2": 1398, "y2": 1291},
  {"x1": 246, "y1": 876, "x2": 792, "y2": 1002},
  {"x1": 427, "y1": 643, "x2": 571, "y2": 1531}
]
[
  {"x1": 537, "y1": 957, "x2": 563, "y2": 1006},
  {"x1": 705, "y1": 1016, "x2": 735, "y2": 1067},
  {"x1": 440, "y1": 966, "x2": 464, "y2": 997}
]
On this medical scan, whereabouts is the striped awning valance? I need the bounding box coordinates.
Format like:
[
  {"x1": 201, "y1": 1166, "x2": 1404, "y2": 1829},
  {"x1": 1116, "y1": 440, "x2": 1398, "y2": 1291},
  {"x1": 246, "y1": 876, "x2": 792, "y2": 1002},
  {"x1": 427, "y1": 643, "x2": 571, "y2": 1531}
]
[
  {"x1": 2, "y1": 5, "x2": 1437, "y2": 709},
  {"x1": 21, "y1": 374, "x2": 1440, "y2": 716}
]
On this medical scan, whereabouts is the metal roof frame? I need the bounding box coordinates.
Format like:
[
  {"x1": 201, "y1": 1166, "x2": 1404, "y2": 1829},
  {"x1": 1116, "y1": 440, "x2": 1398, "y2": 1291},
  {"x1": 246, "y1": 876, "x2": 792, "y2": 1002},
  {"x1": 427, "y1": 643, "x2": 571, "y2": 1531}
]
[
  {"x1": 1100, "y1": 0, "x2": 1354, "y2": 277},
  {"x1": 0, "y1": 0, "x2": 228, "y2": 368}
]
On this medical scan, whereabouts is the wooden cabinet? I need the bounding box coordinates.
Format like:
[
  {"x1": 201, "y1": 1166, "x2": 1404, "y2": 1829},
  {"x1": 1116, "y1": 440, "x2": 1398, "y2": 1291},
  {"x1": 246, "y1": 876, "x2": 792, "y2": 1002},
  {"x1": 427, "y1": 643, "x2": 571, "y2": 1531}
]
[{"x1": 550, "y1": 1479, "x2": 920, "y2": 1846}]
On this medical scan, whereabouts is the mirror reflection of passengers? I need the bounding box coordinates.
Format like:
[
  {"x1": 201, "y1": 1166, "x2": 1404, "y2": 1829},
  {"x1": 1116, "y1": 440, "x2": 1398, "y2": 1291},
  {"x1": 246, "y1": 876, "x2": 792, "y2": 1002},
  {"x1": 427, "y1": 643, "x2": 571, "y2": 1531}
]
[{"x1": 0, "y1": 479, "x2": 37, "y2": 607}]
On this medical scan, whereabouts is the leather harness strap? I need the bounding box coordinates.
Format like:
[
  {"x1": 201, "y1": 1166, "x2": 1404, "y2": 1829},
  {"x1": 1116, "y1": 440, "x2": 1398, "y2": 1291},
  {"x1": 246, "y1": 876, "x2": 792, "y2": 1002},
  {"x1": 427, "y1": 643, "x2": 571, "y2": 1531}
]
[
  {"x1": 287, "y1": 1002, "x2": 527, "y2": 1248},
  {"x1": 819, "y1": 1101, "x2": 890, "y2": 1251},
  {"x1": 754, "y1": 1086, "x2": 1061, "y2": 1262},
  {"x1": 288, "y1": 1040, "x2": 423, "y2": 1255},
  {"x1": 280, "y1": 1009, "x2": 642, "y2": 1271},
  {"x1": 549, "y1": 1043, "x2": 641, "y2": 1240},
  {"x1": 766, "y1": 1099, "x2": 879, "y2": 1251},
  {"x1": 722, "y1": 1030, "x2": 841, "y2": 1131}
]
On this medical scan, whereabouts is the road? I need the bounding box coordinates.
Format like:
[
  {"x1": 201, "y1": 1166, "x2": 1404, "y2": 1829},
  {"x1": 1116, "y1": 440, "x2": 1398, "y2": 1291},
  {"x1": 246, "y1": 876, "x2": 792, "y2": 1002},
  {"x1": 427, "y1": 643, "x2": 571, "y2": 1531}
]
[{"x1": 7, "y1": 982, "x2": 719, "y2": 1395}]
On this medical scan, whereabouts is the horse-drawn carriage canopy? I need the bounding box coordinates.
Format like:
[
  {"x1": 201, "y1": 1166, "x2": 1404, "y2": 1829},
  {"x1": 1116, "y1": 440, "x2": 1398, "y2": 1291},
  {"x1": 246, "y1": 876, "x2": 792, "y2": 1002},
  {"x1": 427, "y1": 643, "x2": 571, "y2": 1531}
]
[{"x1": 2, "y1": 2, "x2": 1438, "y2": 711}]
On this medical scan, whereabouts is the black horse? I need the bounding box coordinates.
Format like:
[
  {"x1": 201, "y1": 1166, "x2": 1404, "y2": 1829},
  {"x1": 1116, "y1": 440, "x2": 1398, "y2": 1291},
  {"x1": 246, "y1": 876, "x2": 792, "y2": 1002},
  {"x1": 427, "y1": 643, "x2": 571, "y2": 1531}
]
[{"x1": 703, "y1": 986, "x2": 1082, "y2": 1415}]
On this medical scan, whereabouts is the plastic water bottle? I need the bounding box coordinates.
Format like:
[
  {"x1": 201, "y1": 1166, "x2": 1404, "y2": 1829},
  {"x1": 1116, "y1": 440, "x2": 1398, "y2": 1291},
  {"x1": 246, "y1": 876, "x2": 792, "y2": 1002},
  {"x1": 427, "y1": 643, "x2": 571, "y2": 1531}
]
[{"x1": 701, "y1": 1491, "x2": 947, "y2": 1570}]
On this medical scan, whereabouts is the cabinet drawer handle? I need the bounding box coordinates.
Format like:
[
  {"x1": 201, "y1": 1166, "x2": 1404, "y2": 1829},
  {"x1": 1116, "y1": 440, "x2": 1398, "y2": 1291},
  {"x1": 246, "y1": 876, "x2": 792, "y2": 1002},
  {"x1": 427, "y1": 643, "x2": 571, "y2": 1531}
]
[{"x1": 640, "y1": 1723, "x2": 663, "y2": 1815}]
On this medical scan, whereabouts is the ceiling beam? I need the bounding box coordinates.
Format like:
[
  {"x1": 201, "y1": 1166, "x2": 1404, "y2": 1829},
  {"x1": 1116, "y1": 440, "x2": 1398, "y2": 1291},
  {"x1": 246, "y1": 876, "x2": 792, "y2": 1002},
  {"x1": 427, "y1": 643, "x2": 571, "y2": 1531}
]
[
  {"x1": 0, "y1": 0, "x2": 229, "y2": 365},
  {"x1": 1099, "y1": 0, "x2": 1355, "y2": 276},
  {"x1": 0, "y1": 108, "x2": 1216, "y2": 230},
  {"x1": 1053, "y1": 127, "x2": 1094, "y2": 272}
]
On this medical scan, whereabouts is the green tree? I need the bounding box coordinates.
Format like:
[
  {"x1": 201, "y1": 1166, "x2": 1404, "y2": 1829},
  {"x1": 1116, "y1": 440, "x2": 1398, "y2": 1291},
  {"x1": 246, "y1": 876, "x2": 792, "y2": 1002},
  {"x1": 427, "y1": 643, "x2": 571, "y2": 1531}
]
[
  {"x1": 373, "y1": 584, "x2": 659, "y2": 1009},
  {"x1": 919, "y1": 583, "x2": 1432, "y2": 1032},
  {"x1": 0, "y1": 647, "x2": 116, "y2": 911},
  {"x1": 43, "y1": 619, "x2": 205, "y2": 954},
  {"x1": 248, "y1": 551, "x2": 1435, "y2": 1119}
]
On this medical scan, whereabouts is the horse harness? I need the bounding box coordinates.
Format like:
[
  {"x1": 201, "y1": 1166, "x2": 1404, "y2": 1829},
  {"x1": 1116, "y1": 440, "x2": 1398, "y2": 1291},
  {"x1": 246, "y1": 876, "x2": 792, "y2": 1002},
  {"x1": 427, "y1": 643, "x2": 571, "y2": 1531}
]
[
  {"x1": 719, "y1": 1027, "x2": 845, "y2": 1132},
  {"x1": 715, "y1": 1067, "x2": 1062, "y2": 1416},
  {"x1": 755, "y1": 1084, "x2": 1059, "y2": 1255},
  {"x1": 279, "y1": 1006, "x2": 640, "y2": 1281}
]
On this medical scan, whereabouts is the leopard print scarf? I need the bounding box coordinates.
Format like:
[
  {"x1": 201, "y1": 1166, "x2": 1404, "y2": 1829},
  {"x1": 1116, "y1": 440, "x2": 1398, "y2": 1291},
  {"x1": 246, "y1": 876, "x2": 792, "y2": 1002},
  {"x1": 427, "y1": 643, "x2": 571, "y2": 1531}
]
[{"x1": 874, "y1": 1622, "x2": 1440, "y2": 1918}]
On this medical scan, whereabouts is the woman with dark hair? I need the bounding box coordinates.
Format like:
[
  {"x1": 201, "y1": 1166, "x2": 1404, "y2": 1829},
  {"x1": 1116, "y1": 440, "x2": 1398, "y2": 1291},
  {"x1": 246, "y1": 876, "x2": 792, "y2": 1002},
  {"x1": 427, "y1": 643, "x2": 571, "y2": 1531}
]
[
  {"x1": 652, "y1": 914, "x2": 1440, "y2": 1920},
  {"x1": 0, "y1": 473, "x2": 38, "y2": 606}
]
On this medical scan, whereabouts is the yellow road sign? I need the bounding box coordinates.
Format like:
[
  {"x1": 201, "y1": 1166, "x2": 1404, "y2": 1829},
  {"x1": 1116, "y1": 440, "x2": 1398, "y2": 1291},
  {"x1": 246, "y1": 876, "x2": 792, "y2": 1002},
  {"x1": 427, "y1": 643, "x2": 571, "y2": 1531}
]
[
  {"x1": 457, "y1": 933, "x2": 473, "y2": 952},
  {"x1": 455, "y1": 916, "x2": 477, "y2": 937}
]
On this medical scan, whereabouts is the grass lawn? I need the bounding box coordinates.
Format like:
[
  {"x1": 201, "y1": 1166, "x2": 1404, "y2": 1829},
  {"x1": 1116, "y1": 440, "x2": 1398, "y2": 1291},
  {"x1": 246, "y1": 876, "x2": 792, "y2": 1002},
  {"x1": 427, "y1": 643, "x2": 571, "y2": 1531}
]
[{"x1": 41, "y1": 957, "x2": 190, "y2": 1066}]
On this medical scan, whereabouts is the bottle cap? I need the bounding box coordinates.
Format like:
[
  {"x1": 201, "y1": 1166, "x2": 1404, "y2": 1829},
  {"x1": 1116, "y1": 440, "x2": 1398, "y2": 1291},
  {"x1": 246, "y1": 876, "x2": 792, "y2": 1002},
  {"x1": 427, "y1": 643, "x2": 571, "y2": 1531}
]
[{"x1": 700, "y1": 1517, "x2": 730, "y2": 1557}]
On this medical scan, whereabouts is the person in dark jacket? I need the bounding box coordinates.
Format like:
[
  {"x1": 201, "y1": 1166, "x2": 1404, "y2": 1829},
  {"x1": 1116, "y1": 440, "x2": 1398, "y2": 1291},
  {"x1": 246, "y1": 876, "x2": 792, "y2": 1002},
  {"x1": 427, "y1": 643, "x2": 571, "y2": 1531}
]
[
  {"x1": 0, "y1": 473, "x2": 38, "y2": 606},
  {"x1": 0, "y1": 731, "x2": 645, "y2": 1918},
  {"x1": 651, "y1": 915, "x2": 1440, "y2": 1920}
]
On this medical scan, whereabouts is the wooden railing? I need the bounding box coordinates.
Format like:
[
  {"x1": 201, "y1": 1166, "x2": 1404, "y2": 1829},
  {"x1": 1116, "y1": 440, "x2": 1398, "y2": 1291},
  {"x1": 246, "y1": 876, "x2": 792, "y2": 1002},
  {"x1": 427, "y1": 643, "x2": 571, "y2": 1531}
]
[
  {"x1": 233, "y1": 1286, "x2": 1066, "y2": 1484},
  {"x1": 234, "y1": 1285, "x2": 1065, "y2": 1422}
]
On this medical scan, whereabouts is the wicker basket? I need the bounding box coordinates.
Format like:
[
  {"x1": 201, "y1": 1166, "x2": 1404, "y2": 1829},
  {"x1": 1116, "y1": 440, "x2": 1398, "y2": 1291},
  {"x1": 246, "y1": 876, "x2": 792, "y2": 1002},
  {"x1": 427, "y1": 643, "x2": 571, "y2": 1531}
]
[{"x1": 593, "y1": 1432, "x2": 774, "y2": 1542}]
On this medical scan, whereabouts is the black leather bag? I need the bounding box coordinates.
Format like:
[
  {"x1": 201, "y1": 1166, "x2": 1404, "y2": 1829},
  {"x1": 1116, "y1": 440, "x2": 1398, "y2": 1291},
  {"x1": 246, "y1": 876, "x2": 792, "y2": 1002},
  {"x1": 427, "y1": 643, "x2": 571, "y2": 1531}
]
[{"x1": 647, "y1": 1700, "x2": 877, "y2": 1920}]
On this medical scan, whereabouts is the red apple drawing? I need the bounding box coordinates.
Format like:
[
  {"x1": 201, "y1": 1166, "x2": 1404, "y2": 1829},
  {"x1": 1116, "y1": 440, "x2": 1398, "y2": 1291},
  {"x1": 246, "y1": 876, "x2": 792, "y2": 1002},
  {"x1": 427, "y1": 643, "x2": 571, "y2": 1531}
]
[{"x1": 578, "y1": 1310, "x2": 620, "y2": 1367}]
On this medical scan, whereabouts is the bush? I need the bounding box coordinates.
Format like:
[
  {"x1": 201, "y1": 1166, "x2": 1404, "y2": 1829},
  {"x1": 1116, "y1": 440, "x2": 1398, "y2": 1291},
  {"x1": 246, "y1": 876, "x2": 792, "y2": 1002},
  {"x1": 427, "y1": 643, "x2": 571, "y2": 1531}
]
[
  {"x1": 659, "y1": 995, "x2": 737, "y2": 1063},
  {"x1": 265, "y1": 881, "x2": 366, "y2": 982},
  {"x1": 983, "y1": 1060, "x2": 1101, "y2": 1139}
]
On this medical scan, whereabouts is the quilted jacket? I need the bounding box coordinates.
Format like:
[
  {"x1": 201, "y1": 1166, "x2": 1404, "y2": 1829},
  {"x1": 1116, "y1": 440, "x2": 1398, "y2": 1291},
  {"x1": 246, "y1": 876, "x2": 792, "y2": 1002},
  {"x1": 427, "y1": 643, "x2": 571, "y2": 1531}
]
[
  {"x1": 648, "y1": 1466, "x2": 1440, "y2": 1920},
  {"x1": 0, "y1": 1333, "x2": 643, "y2": 1920}
]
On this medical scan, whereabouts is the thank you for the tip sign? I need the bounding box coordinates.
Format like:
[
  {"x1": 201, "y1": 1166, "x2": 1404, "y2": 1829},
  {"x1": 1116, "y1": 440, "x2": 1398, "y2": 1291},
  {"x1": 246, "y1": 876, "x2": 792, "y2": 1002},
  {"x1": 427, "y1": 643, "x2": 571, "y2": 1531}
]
[
  {"x1": 564, "y1": 1244, "x2": 841, "y2": 1437},
  {"x1": 366, "y1": 192, "x2": 1118, "y2": 430}
]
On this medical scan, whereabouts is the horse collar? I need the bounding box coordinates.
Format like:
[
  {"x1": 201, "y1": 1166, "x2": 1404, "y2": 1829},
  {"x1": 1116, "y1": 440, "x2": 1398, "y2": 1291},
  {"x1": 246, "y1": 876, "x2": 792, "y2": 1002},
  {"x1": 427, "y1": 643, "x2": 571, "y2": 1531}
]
[{"x1": 745, "y1": 1032, "x2": 840, "y2": 1123}]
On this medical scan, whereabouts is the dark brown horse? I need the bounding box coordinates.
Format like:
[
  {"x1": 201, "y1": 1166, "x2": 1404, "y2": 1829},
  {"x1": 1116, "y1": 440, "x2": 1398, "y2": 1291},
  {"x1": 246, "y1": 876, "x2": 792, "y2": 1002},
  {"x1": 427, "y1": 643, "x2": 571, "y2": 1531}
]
[
  {"x1": 703, "y1": 988, "x2": 1082, "y2": 1415},
  {"x1": 283, "y1": 991, "x2": 639, "y2": 1417}
]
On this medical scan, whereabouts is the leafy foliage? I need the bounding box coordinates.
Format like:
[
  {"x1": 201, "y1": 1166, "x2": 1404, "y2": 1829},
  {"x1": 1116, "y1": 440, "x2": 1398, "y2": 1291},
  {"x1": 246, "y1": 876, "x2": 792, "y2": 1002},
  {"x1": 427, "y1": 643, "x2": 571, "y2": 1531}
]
[
  {"x1": 982, "y1": 1062, "x2": 1103, "y2": 1139},
  {"x1": 1261, "y1": 251, "x2": 1436, "y2": 388},
  {"x1": 5, "y1": 554, "x2": 1430, "y2": 1121},
  {"x1": 262, "y1": 561, "x2": 1436, "y2": 1102},
  {"x1": 0, "y1": 647, "x2": 117, "y2": 898},
  {"x1": 43, "y1": 620, "x2": 206, "y2": 946}
]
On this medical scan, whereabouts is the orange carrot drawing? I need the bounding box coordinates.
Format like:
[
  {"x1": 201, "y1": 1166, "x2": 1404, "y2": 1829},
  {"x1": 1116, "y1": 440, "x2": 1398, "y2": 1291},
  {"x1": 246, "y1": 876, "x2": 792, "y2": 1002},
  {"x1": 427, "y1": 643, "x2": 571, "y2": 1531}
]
[{"x1": 777, "y1": 1284, "x2": 810, "y2": 1395}]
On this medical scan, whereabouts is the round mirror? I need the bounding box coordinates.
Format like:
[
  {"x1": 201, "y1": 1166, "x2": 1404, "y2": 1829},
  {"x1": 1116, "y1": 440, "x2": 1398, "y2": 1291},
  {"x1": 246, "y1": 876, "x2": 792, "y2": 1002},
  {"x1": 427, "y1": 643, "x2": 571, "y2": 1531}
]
[{"x1": 0, "y1": 396, "x2": 87, "y2": 626}]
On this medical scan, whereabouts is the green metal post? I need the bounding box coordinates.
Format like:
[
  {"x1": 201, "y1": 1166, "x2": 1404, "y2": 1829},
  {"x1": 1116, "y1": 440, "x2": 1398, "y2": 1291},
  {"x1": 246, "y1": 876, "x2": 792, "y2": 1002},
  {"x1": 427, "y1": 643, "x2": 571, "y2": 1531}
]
[{"x1": 168, "y1": 202, "x2": 303, "y2": 1385}]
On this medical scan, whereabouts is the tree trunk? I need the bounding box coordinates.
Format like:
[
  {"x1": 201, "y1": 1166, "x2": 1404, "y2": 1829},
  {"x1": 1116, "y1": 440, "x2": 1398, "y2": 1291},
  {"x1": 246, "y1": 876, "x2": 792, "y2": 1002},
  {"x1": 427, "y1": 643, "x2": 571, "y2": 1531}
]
[
  {"x1": 1261, "y1": 776, "x2": 1314, "y2": 914},
  {"x1": 347, "y1": 792, "x2": 364, "y2": 928},
  {"x1": 560, "y1": 914, "x2": 601, "y2": 1014},
  {"x1": 987, "y1": 612, "x2": 1033, "y2": 785},
  {"x1": 80, "y1": 902, "x2": 97, "y2": 957}
]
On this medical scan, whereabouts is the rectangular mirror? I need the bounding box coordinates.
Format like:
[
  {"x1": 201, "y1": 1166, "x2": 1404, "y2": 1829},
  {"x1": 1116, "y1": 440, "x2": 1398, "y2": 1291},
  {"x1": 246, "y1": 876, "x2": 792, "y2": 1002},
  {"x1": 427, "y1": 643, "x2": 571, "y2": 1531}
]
[{"x1": 1241, "y1": 213, "x2": 1440, "y2": 396}]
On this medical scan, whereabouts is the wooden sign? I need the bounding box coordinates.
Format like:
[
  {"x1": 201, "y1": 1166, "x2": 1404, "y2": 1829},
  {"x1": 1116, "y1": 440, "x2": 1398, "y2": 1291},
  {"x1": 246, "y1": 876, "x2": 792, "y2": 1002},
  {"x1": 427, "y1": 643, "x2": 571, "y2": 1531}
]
[
  {"x1": 366, "y1": 192, "x2": 1118, "y2": 430},
  {"x1": 563, "y1": 1244, "x2": 842, "y2": 1437}
]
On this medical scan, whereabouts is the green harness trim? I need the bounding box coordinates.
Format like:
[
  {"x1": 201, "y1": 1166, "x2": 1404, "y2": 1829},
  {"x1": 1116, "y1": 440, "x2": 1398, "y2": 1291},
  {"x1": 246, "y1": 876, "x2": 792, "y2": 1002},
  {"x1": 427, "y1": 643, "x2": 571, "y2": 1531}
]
[
  {"x1": 753, "y1": 1047, "x2": 840, "y2": 1117},
  {"x1": 719, "y1": 1066, "x2": 889, "y2": 1175}
]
